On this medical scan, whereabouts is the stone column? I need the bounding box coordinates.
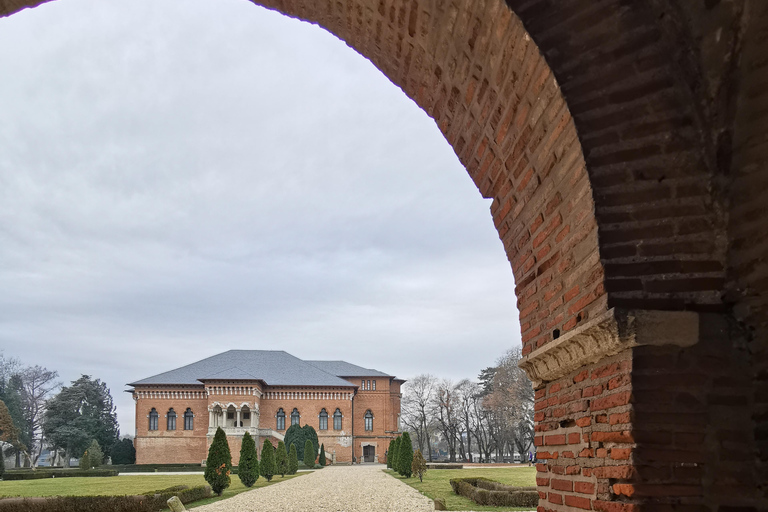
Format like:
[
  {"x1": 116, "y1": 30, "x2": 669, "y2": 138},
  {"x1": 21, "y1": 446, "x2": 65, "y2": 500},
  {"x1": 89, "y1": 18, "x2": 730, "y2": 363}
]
[{"x1": 236, "y1": 409, "x2": 241, "y2": 428}]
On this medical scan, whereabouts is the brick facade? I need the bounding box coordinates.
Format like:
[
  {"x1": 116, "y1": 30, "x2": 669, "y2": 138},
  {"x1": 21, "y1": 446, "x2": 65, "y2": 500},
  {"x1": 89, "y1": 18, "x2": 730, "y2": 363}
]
[{"x1": 4, "y1": 0, "x2": 767, "y2": 509}]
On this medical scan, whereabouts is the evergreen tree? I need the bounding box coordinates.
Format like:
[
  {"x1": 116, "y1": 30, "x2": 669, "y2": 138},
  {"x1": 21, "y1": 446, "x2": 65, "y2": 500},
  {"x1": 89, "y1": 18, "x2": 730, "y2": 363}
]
[
  {"x1": 319, "y1": 443, "x2": 326, "y2": 466},
  {"x1": 387, "y1": 438, "x2": 395, "y2": 469},
  {"x1": 302, "y1": 425, "x2": 319, "y2": 461},
  {"x1": 0, "y1": 443, "x2": 4, "y2": 479},
  {"x1": 204, "y1": 427, "x2": 232, "y2": 496},
  {"x1": 288, "y1": 443, "x2": 299, "y2": 475},
  {"x1": 303, "y1": 439, "x2": 315, "y2": 468},
  {"x1": 78, "y1": 448, "x2": 89, "y2": 470},
  {"x1": 86, "y1": 440, "x2": 103, "y2": 468},
  {"x1": 398, "y1": 432, "x2": 413, "y2": 478},
  {"x1": 238, "y1": 431, "x2": 259, "y2": 487},
  {"x1": 111, "y1": 438, "x2": 136, "y2": 465},
  {"x1": 389, "y1": 437, "x2": 400, "y2": 472},
  {"x1": 412, "y1": 449, "x2": 427, "y2": 482},
  {"x1": 275, "y1": 440, "x2": 288, "y2": 477},
  {"x1": 260, "y1": 440, "x2": 275, "y2": 481},
  {"x1": 283, "y1": 424, "x2": 304, "y2": 460}
]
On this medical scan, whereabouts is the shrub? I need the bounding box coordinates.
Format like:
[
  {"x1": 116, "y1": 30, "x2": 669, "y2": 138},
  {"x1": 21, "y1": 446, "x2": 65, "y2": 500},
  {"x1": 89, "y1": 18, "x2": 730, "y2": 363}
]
[
  {"x1": 303, "y1": 439, "x2": 315, "y2": 468},
  {"x1": 87, "y1": 440, "x2": 104, "y2": 468},
  {"x1": 287, "y1": 443, "x2": 298, "y2": 475},
  {"x1": 275, "y1": 441, "x2": 288, "y2": 477},
  {"x1": 0, "y1": 446, "x2": 4, "y2": 479},
  {"x1": 260, "y1": 440, "x2": 275, "y2": 482},
  {"x1": 398, "y1": 432, "x2": 413, "y2": 477},
  {"x1": 389, "y1": 437, "x2": 400, "y2": 471},
  {"x1": 411, "y1": 449, "x2": 427, "y2": 482},
  {"x1": 204, "y1": 427, "x2": 232, "y2": 496},
  {"x1": 283, "y1": 425, "x2": 303, "y2": 460},
  {"x1": 386, "y1": 439, "x2": 395, "y2": 469},
  {"x1": 2, "y1": 469, "x2": 119, "y2": 480},
  {"x1": 238, "y1": 431, "x2": 259, "y2": 487},
  {"x1": 78, "y1": 450, "x2": 89, "y2": 471},
  {"x1": 319, "y1": 443, "x2": 326, "y2": 466},
  {"x1": 111, "y1": 438, "x2": 136, "y2": 465},
  {"x1": 449, "y1": 477, "x2": 538, "y2": 508}
]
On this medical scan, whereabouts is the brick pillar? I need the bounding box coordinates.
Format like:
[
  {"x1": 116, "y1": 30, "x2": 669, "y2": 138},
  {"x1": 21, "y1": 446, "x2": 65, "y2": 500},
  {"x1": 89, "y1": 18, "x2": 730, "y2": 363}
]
[{"x1": 519, "y1": 309, "x2": 762, "y2": 511}]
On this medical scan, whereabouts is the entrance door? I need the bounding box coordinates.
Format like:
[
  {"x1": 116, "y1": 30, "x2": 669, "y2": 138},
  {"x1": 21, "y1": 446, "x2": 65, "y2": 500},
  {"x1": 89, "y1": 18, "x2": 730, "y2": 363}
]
[{"x1": 363, "y1": 445, "x2": 375, "y2": 463}]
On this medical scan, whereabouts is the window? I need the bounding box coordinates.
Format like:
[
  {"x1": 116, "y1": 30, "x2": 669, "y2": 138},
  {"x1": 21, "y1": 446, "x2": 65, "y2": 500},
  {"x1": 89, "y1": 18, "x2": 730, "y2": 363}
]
[
  {"x1": 373, "y1": 380, "x2": 376, "y2": 390},
  {"x1": 364, "y1": 410, "x2": 373, "y2": 431},
  {"x1": 367, "y1": 380, "x2": 371, "y2": 390},
  {"x1": 276, "y1": 408, "x2": 286, "y2": 430},
  {"x1": 243, "y1": 412, "x2": 251, "y2": 420},
  {"x1": 333, "y1": 408, "x2": 342, "y2": 430},
  {"x1": 149, "y1": 408, "x2": 158, "y2": 431},
  {"x1": 167, "y1": 408, "x2": 177, "y2": 430},
  {"x1": 319, "y1": 408, "x2": 328, "y2": 430},
  {"x1": 184, "y1": 408, "x2": 194, "y2": 430},
  {"x1": 361, "y1": 379, "x2": 365, "y2": 389},
  {"x1": 226, "y1": 411, "x2": 234, "y2": 420},
  {"x1": 291, "y1": 408, "x2": 300, "y2": 426}
]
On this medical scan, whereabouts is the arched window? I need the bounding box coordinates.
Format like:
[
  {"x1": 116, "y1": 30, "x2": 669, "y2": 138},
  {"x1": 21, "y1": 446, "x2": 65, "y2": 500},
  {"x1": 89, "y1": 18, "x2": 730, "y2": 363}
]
[
  {"x1": 319, "y1": 408, "x2": 328, "y2": 430},
  {"x1": 149, "y1": 408, "x2": 158, "y2": 431},
  {"x1": 276, "y1": 408, "x2": 285, "y2": 430},
  {"x1": 167, "y1": 408, "x2": 177, "y2": 430},
  {"x1": 364, "y1": 410, "x2": 373, "y2": 431},
  {"x1": 184, "y1": 408, "x2": 194, "y2": 430},
  {"x1": 291, "y1": 408, "x2": 300, "y2": 426},
  {"x1": 333, "y1": 408, "x2": 342, "y2": 430}
]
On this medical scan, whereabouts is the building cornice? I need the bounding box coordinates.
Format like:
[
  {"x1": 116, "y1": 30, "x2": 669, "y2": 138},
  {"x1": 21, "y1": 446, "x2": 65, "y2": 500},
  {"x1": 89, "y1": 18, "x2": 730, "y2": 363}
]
[{"x1": 518, "y1": 308, "x2": 699, "y2": 387}]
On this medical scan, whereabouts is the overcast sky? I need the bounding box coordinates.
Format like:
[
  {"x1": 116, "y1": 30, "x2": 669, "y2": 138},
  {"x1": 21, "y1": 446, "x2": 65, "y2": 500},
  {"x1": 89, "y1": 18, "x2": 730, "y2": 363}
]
[{"x1": 0, "y1": 0, "x2": 520, "y2": 436}]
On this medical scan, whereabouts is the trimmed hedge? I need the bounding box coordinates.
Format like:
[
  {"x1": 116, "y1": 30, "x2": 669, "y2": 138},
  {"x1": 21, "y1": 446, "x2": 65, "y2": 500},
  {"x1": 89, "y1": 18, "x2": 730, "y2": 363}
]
[
  {"x1": 2, "y1": 469, "x2": 119, "y2": 480},
  {"x1": 110, "y1": 464, "x2": 202, "y2": 473},
  {"x1": 449, "y1": 477, "x2": 538, "y2": 508},
  {"x1": 0, "y1": 485, "x2": 211, "y2": 512},
  {"x1": 426, "y1": 463, "x2": 463, "y2": 469}
]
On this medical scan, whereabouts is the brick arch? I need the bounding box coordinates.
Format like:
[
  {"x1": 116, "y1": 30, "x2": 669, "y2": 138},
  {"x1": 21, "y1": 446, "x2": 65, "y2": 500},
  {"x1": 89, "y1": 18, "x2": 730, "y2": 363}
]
[{"x1": 1, "y1": 0, "x2": 761, "y2": 509}]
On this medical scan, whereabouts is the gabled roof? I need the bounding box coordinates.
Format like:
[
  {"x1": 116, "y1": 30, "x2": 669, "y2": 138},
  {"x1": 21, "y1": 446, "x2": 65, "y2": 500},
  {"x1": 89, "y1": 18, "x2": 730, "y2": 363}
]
[
  {"x1": 128, "y1": 350, "x2": 357, "y2": 387},
  {"x1": 306, "y1": 360, "x2": 391, "y2": 378}
]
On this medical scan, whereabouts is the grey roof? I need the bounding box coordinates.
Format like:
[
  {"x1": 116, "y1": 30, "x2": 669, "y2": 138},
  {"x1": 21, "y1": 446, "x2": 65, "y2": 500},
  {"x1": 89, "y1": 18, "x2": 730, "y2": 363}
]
[
  {"x1": 129, "y1": 350, "x2": 356, "y2": 387},
  {"x1": 306, "y1": 360, "x2": 391, "y2": 378}
]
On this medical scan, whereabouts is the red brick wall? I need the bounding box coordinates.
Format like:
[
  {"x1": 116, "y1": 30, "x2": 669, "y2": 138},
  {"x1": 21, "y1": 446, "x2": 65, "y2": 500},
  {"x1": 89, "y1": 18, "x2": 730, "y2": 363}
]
[{"x1": 134, "y1": 394, "x2": 209, "y2": 464}]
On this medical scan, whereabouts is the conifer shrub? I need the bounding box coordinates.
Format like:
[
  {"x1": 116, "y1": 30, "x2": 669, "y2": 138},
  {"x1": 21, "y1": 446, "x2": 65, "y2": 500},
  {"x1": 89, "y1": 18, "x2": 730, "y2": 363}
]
[
  {"x1": 275, "y1": 441, "x2": 288, "y2": 477},
  {"x1": 398, "y1": 432, "x2": 413, "y2": 477},
  {"x1": 238, "y1": 431, "x2": 259, "y2": 487},
  {"x1": 319, "y1": 443, "x2": 326, "y2": 466},
  {"x1": 288, "y1": 443, "x2": 299, "y2": 475},
  {"x1": 78, "y1": 450, "x2": 89, "y2": 471},
  {"x1": 412, "y1": 449, "x2": 427, "y2": 482},
  {"x1": 204, "y1": 427, "x2": 232, "y2": 495},
  {"x1": 260, "y1": 440, "x2": 275, "y2": 482},
  {"x1": 303, "y1": 439, "x2": 315, "y2": 468},
  {"x1": 87, "y1": 440, "x2": 104, "y2": 468},
  {"x1": 0, "y1": 446, "x2": 4, "y2": 479},
  {"x1": 389, "y1": 437, "x2": 400, "y2": 472},
  {"x1": 386, "y1": 439, "x2": 395, "y2": 469}
]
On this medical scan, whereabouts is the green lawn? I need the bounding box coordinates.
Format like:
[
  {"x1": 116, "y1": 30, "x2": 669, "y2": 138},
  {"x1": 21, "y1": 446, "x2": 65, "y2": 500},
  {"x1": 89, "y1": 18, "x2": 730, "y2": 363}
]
[
  {"x1": 386, "y1": 467, "x2": 537, "y2": 511},
  {"x1": 0, "y1": 473, "x2": 304, "y2": 509}
]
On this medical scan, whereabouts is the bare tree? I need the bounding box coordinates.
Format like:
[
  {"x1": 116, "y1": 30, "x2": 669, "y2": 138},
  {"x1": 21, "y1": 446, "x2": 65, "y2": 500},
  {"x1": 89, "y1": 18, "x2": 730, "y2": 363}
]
[
  {"x1": 20, "y1": 366, "x2": 60, "y2": 466},
  {"x1": 432, "y1": 379, "x2": 461, "y2": 462},
  {"x1": 401, "y1": 374, "x2": 437, "y2": 461}
]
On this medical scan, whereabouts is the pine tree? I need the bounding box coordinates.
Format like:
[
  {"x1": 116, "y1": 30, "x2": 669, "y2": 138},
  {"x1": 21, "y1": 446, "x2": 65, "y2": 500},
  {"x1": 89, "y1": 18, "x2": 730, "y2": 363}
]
[
  {"x1": 387, "y1": 438, "x2": 395, "y2": 469},
  {"x1": 319, "y1": 443, "x2": 326, "y2": 466},
  {"x1": 78, "y1": 448, "x2": 89, "y2": 470},
  {"x1": 288, "y1": 443, "x2": 299, "y2": 475},
  {"x1": 398, "y1": 432, "x2": 413, "y2": 478},
  {"x1": 260, "y1": 440, "x2": 275, "y2": 482},
  {"x1": 303, "y1": 439, "x2": 315, "y2": 468},
  {"x1": 238, "y1": 431, "x2": 259, "y2": 487},
  {"x1": 275, "y1": 440, "x2": 288, "y2": 477},
  {"x1": 412, "y1": 449, "x2": 427, "y2": 482},
  {"x1": 86, "y1": 440, "x2": 103, "y2": 468},
  {"x1": 204, "y1": 427, "x2": 232, "y2": 495}
]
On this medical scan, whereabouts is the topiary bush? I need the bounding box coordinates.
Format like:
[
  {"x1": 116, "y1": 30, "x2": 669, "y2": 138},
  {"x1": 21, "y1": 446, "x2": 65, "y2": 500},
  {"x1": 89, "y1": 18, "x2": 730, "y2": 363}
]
[
  {"x1": 275, "y1": 441, "x2": 288, "y2": 477},
  {"x1": 260, "y1": 440, "x2": 275, "y2": 482},
  {"x1": 204, "y1": 427, "x2": 232, "y2": 496},
  {"x1": 238, "y1": 431, "x2": 259, "y2": 487},
  {"x1": 389, "y1": 437, "x2": 400, "y2": 471},
  {"x1": 287, "y1": 443, "x2": 298, "y2": 475},
  {"x1": 398, "y1": 432, "x2": 413, "y2": 477},
  {"x1": 303, "y1": 439, "x2": 315, "y2": 468},
  {"x1": 319, "y1": 443, "x2": 326, "y2": 466},
  {"x1": 449, "y1": 477, "x2": 538, "y2": 507},
  {"x1": 386, "y1": 439, "x2": 395, "y2": 469}
]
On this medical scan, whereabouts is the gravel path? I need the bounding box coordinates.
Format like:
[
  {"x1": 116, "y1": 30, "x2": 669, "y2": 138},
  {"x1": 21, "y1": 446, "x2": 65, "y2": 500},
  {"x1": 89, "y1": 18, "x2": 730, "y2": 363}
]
[{"x1": 193, "y1": 464, "x2": 434, "y2": 512}]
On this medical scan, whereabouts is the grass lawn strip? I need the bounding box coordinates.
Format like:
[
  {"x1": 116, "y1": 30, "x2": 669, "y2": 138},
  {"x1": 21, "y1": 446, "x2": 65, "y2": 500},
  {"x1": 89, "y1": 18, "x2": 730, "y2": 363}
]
[
  {"x1": 0, "y1": 473, "x2": 306, "y2": 510},
  {"x1": 386, "y1": 467, "x2": 536, "y2": 511}
]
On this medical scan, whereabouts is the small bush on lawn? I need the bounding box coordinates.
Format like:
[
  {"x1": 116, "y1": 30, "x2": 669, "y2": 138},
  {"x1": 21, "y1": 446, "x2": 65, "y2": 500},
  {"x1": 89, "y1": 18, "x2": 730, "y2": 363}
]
[
  {"x1": 398, "y1": 432, "x2": 413, "y2": 477},
  {"x1": 275, "y1": 441, "x2": 288, "y2": 477},
  {"x1": 319, "y1": 443, "x2": 326, "y2": 466},
  {"x1": 287, "y1": 443, "x2": 298, "y2": 475},
  {"x1": 204, "y1": 427, "x2": 232, "y2": 496},
  {"x1": 386, "y1": 439, "x2": 395, "y2": 469},
  {"x1": 303, "y1": 439, "x2": 315, "y2": 468},
  {"x1": 260, "y1": 440, "x2": 275, "y2": 481},
  {"x1": 238, "y1": 431, "x2": 259, "y2": 487},
  {"x1": 411, "y1": 449, "x2": 427, "y2": 482}
]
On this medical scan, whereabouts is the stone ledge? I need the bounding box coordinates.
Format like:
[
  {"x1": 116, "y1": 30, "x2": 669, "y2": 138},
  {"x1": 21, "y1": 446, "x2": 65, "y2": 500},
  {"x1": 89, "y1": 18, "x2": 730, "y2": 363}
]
[{"x1": 518, "y1": 308, "x2": 699, "y2": 387}]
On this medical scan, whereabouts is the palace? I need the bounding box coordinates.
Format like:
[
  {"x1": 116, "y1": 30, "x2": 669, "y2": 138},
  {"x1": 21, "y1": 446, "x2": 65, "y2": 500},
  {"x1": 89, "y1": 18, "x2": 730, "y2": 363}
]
[{"x1": 128, "y1": 350, "x2": 403, "y2": 465}]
